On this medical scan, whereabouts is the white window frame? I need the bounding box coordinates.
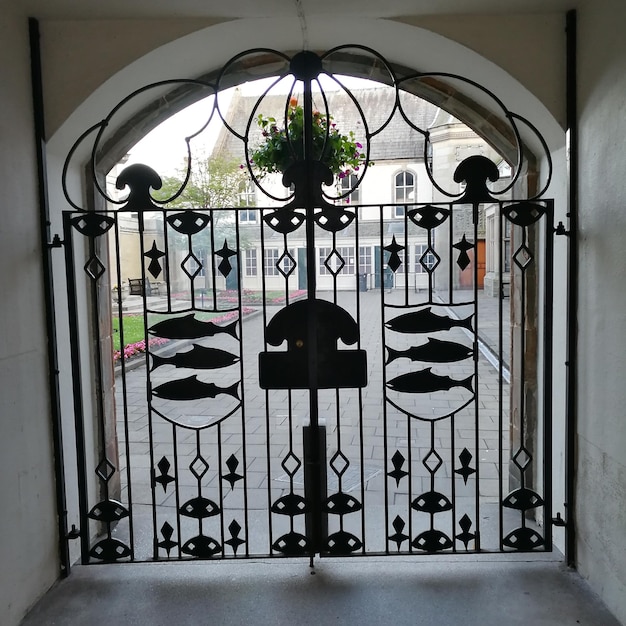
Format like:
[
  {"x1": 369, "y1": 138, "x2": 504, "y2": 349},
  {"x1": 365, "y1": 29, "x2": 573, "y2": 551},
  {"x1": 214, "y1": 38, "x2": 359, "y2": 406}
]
[
  {"x1": 359, "y1": 245, "x2": 372, "y2": 275},
  {"x1": 319, "y1": 246, "x2": 355, "y2": 275},
  {"x1": 264, "y1": 248, "x2": 280, "y2": 276},
  {"x1": 340, "y1": 173, "x2": 360, "y2": 204},
  {"x1": 414, "y1": 244, "x2": 436, "y2": 273},
  {"x1": 245, "y1": 248, "x2": 257, "y2": 276},
  {"x1": 393, "y1": 169, "x2": 416, "y2": 218}
]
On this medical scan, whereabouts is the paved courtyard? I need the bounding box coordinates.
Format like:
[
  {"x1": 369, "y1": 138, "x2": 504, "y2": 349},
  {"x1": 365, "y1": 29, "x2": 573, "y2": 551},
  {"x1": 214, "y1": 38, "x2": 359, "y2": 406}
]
[{"x1": 113, "y1": 288, "x2": 514, "y2": 559}]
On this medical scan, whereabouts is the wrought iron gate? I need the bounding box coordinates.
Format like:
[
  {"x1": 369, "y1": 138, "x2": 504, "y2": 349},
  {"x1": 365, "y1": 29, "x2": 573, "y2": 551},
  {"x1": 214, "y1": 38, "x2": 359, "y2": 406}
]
[{"x1": 60, "y1": 48, "x2": 556, "y2": 564}]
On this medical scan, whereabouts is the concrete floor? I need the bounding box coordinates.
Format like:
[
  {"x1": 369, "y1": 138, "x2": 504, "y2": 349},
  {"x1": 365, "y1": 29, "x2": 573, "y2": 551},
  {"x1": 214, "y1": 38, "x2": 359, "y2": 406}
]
[{"x1": 21, "y1": 554, "x2": 621, "y2": 625}]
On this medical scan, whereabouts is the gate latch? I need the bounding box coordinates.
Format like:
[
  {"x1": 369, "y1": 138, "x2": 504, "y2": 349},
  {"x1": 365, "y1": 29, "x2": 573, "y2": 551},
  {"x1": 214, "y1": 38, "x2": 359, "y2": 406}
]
[{"x1": 259, "y1": 299, "x2": 367, "y2": 390}]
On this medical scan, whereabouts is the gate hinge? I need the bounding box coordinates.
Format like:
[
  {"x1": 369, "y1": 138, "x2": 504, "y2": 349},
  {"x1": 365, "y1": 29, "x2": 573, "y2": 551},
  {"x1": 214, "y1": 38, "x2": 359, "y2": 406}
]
[
  {"x1": 554, "y1": 222, "x2": 570, "y2": 236},
  {"x1": 47, "y1": 234, "x2": 64, "y2": 248},
  {"x1": 65, "y1": 524, "x2": 81, "y2": 540},
  {"x1": 552, "y1": 512, "x2": 567, "y2": 527}
]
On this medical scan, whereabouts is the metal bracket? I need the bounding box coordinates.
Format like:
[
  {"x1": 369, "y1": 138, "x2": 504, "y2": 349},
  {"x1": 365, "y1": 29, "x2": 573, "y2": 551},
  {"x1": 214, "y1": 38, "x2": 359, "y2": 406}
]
[
  {"x1": 47, "y1": 234, "x2": 64, "y2": 248},
  {"x1": 552, "y1": 512, "x2": 567, "y2": 527},
  {"x1": 554, "y1": 221, "x2": 570, "y2": 236},
  {"x1": 66, "y1": 524, "x2": 81, "y2": 540}
]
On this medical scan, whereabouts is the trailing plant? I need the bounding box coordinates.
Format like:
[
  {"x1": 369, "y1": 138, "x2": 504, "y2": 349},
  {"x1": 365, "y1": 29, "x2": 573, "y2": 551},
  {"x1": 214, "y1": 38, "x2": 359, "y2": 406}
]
[{"x1": 250, "y1": 98, "x2": 365, "y2": 178}]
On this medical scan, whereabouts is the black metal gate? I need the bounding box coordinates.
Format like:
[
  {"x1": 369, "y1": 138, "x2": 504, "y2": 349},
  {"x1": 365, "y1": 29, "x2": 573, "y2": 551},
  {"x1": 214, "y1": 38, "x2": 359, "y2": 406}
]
[{"x1": 60, "y1": 48, "x2": 557, "y2": 564}]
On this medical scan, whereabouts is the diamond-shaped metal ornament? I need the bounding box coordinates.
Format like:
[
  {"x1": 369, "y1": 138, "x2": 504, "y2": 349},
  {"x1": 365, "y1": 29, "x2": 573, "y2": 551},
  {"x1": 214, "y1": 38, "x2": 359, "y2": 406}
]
[
  {"x1": 96, "y1": 457, "x2": 116, "y2": 482},
  {"x1": 277, "y1": 250, "x2": 296, "y2": 278},
  {"x1": 423, "y1": 448, "x2": 443, "y2": 475},
  {"x1": 324, "y1": 250, "x2": 345, "y2": 276},
  {"x1": 281, "y1": 451, "x2": 301, "y2": 477},
  {"x1": 189, "y1": 454, "x2": 209, "y2": 479},
  {"x1": 84, "y1": 255, "x2": 106, "y2": 281},
  {"x1": 329, "y1": 450, "x2": 350, "y2": 477},
  {"x1": 513, "y1": 244, "x2": 533, "y2": 270},
  {"x1": 512, "y1": 446, "x2": 532, "y2": 472},
  {"x1": 181, "y1": 251, "x2": 202, "y2": 279}
]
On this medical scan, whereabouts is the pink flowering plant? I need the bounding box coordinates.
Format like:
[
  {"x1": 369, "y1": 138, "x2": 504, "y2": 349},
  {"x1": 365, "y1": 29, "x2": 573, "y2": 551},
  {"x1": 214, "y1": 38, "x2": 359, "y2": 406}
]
[
  {"x1": 250, "y1": 98, "x2": 365, "y2": 179},
  {"x1": 113, "y1": 337, "x2": 169, "y2": 363}
]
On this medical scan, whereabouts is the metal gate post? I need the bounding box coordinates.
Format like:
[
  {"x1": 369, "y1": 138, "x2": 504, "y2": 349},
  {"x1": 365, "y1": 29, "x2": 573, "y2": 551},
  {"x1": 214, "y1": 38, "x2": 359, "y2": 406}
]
[{"x1": 303, "y1": 424, "x2": 328, "y2": 556}]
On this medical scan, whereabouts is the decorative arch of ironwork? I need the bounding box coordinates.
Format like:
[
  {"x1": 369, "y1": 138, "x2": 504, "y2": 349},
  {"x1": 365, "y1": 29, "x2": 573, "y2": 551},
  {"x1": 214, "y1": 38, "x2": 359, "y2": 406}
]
[{"x1": 59, "y1": 46, "x2": 556, "y2": 565}]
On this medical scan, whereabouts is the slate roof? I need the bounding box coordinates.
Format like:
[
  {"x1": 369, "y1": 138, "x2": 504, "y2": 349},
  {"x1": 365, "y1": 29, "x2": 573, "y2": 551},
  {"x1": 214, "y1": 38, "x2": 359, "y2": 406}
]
[{"x1": 213, "y1": 86, "x2": 442, "y2": 164}]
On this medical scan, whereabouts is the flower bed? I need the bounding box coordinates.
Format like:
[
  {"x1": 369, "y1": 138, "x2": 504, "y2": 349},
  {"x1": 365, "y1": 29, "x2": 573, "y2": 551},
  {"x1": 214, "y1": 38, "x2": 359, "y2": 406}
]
[{"x1": 218, "y1": 289, "x2": 307, "y2": 305}]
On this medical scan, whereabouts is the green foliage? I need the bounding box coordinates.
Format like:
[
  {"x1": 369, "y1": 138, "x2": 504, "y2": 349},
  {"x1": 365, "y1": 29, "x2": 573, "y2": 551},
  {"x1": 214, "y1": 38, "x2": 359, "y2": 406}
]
[
  {"x1": 250, "y1": 99, "x2": 365, "y2": 178},
  {"x1": 153, "y1": 152, "x2": 249, "y2": 209},
  {"x1": 151, "y1": 151, "x2": 252, "y2": 250}
]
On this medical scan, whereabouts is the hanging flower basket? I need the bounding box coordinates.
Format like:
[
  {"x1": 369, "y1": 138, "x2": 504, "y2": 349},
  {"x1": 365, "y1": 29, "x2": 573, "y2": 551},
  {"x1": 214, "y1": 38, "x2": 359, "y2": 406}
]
[{"x1": 250, "y1": 97, "x2": 365, "y2": 179}]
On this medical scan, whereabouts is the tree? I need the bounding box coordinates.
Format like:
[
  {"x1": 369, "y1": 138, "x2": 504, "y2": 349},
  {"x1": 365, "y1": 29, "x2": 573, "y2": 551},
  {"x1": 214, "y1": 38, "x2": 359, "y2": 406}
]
[
  {"x1": 152, "y1": 151, "x2": 254, "y2": 293},
  {"x1": 154, "y1": 151, "x2": 249, "y2": 209}
]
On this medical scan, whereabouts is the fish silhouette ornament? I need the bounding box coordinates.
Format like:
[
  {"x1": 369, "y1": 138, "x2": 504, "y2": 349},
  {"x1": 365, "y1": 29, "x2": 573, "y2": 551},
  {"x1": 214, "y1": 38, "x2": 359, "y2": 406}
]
[
  {"x1": 386, "y1": 307, "x2": 473, "y2": 334},
  {"x1": 148, "y1": 313, "x2": 238, "y2": 340},
  {"x1": 387, "y1": 368, "x2": 473, "y2": 394},
  {"x1": 386, "y1": 338, "x2": 474, "y2": 365},
  {"x1": 259, "y1": 299, "x2": 367, "y2": 389}
]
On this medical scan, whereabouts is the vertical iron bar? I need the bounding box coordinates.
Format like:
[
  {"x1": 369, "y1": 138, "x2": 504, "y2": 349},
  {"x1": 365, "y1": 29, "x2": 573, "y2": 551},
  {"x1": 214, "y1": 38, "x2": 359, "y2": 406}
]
[
  {"x1": 472, "y1": 203, "x2": 481, "y2": 552},
  {"x1": 260, "y1": 211, "x2": 275, "y2": 553},
  {"x1": 302, "y1": 71, "x2": 324, "y2": 555},
  {"x1": 450, "y1": 414, "x2": 457, "y2": 551},
  {"x1": 114, "y1": 216, "x2": 135, "y2": 560},
  {"x1": 235, "y1": 209, "x2": 250, "y2": 557},
  {"x1": 172, "y1": 425, "x2": 182, "y2": 559},
  {"x1": 29, "y1": 17, "x2": 71, "y2": 576},
  {"x1": 217, "y1": 423, "x2": 225, "y2": 554},
  {"x1": 473, "y1": 202, "x2": 480, "y2": 550},
  {"x1": 565, "y1": 8, "x2": 578, "y2": 568},
  {"x1": 379, "y1": 207, "x2": 391, "y2": 552},
  {"x1": 355, "y1": 209, "x2": 366, "y2": 553},
  {"x1": 138, "y1": 211, "x2": 158, "y2": 559},
  {"x1": 63, "y1": 213, "x2": 91, "y2": 563},
  {"x1": 498, "y1": 205, "x2": 505, "y2": 549},
  {"x1": 543, "y1": 201, "x2": 555, "y2": 551},
  {"x1": 519, "y1": 226, "x2": 529, "y2": 544}
]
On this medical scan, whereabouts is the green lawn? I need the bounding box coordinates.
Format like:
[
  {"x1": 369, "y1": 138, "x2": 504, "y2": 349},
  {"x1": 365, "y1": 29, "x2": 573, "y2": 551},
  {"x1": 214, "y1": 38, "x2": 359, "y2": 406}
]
[{"x1": 112, "y1": 315, "x2": 147, "y2": 351}]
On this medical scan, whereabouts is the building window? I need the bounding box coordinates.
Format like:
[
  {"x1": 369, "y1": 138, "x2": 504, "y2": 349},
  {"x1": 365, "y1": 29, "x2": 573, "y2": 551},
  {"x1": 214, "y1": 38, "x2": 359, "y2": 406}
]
[
  {"x1": 245, "y1": 249, "x2": 257, "y2": 276},
  {"x1": 239, "y1": 180, "x2": 257, "y2": 223},
  {"x1": 319, "y1": 246, "x2": 355, "y2": 275},
  {"x1": 415, "y1": 244, "x2": 436, "y2": 273},
  {"x1": 340, "y1": 174, "x2": 360, "y2": 204},
  {"x1": 359, "y1": 246, "x2": 372, "y2": 275},
  {"x1": 394, "y1": 170, "x2": 416, "y2": 217},
  {"x1": 264, "y1": 248, "x2": 280, "y2": 276},
  {"x1": 191, "y1": 248, "x2": 207, "y2": 277},
  {"x1": 503, "y1": 220, "x2": 511, "y2": 273}
]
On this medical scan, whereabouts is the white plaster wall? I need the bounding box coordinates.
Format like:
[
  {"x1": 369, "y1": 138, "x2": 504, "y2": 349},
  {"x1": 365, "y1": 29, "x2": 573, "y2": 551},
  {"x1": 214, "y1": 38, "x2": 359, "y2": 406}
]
[
  {"x1": 576, "y1": 2, "x2": 626, "y2": 623},
  {"x1": 5, "y1": 6, "x2": 626, "y2": 626},
  {"x1": 0, "y1": 12, "x2": 59, "y2": 626}
]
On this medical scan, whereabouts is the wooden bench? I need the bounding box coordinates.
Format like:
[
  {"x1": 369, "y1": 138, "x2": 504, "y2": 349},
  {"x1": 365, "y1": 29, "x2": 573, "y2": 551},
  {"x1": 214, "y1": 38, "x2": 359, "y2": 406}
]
[{"x1": 128, "y1": 278, "x2": 159, "y2": 296}]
